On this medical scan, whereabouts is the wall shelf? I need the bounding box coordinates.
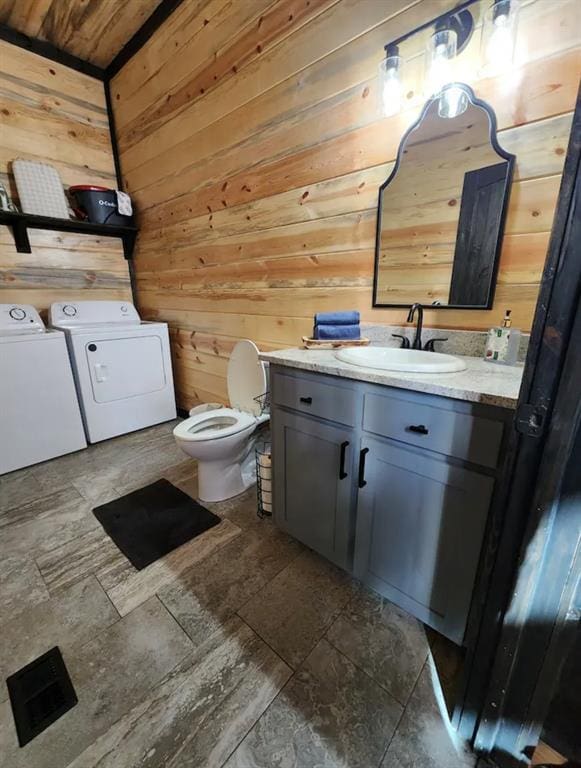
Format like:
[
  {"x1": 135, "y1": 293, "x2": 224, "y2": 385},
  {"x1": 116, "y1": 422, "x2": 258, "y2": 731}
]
[{"x1": 0, "y1": 210, "x2": 138, "y2": 259}]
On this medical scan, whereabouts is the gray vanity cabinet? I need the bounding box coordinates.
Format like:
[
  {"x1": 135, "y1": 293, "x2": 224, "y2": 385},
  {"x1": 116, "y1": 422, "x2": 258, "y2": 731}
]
[
  {"x1": 353, "y1": 436, "x2": 493, "y2": 645},
  {"x1": 270, "y1": 364, "x2": 508, "y2": 645},
  {"x1": 271, "y1": 409, "x2": 355, "y2": 570}
]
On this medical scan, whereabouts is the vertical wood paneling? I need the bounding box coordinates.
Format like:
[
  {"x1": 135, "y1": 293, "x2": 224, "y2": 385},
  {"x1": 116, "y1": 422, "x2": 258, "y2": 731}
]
[
  {"x1": 0, "y1": 42, "x2": 131, "y2": 311},
  {"x1": 112, "y1": 0, "x2": 581, "y2": 409}
]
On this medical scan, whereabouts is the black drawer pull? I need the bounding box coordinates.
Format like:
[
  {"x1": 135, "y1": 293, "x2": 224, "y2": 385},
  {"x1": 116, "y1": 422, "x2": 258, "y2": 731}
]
[
  {"x1": 299, "y1": 396, "x2": 312, "y2": 404},
  {"x1": 339, "y1": 441, "x2": 349, "y2": 479},
  {"x1": 358, "y1": 447, "x2": 369, "y2": 488},
  {"x1": 408, "y1": 424, "x2": 429, "y2": 435}
]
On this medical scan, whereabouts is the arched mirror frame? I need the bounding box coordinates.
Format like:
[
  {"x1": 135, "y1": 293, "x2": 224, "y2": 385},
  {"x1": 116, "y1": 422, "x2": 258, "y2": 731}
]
[{"x1": 372, "y1": 83, "x2": 516, "y2": 311}]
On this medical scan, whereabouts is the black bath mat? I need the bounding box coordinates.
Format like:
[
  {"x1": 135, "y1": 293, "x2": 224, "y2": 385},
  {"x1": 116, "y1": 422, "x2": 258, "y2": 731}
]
[
  {"x1": 93, "y1": 479, "x2": 221, "y2": 570},
  {"x1": 7, "y1": 646, "x2": 78, "y2": 747}
]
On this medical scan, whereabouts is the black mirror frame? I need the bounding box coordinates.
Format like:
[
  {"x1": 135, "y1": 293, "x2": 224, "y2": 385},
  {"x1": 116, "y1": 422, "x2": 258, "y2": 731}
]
[{"x1": 372, "y1": 83, "x2": 516, "y2": 311}]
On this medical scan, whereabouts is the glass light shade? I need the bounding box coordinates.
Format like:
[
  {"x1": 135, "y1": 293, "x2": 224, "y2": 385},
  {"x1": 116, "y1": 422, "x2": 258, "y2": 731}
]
[
  {"x1": 379, "y1": 55, "x2": 402, "y2": 117},
  {"x1": 481, "y1": 0, "x2": 519, "y2": 76},
  {"x1": 438, "y1": 85, "x2": 469, "y2": 118},
  {"x1": 426, "y1": 27, "x2": 458, "y2": 97}
]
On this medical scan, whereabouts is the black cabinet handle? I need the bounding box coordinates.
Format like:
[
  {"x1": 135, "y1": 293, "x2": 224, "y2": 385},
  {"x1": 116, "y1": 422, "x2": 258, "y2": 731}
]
[
  {"x1": 339, "y1": 441, "x2": 349, "y2": 479},
  {"x1": 299, "y1": 396, "x2": 312, "y2": 404},
  {"x1": 408, "y1": 424, "x2": 429, "y2": 435},
  {"x1": 358, "y1": 447, "x2": 369, "y2": 488}
]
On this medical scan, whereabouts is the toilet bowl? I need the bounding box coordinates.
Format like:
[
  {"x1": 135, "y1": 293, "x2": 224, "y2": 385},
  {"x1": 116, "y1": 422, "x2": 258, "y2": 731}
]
[{"x1": 173, "y1": 340, "x2": 269, "y2": 502}]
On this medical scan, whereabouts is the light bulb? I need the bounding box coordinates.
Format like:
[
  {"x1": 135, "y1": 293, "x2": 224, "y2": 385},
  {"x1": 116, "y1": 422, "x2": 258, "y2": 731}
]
[
  {"x1": 487, "y1": 14, "x2": 513, "y2": 68},
  {"x1": 379, "y1": 52, "x2": 402, "y2": 117},
  {"x1": 481, "y1": 0, "x2": 519, "y2": 75},
  {"x1": 429, "y1": 53, "x2": 452, "y2": 95},
  {"x1": 426, "y1": 26, "x2": 457, "y2": 97}
]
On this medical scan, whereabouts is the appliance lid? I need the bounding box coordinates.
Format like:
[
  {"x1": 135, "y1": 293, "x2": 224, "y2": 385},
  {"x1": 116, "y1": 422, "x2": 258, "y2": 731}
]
[
  {"x1": 0, "y1": 304, "x2": 45, "y2": 336},
  {"x1": 49, "y1": 301, "x2": 141, "y2": 328},
  {"x1": 54, "y1": 321, "x2": 143, "y2": 332},
  {"x1": 227, "y1": 340, "x2": 266, "y2": 416},
  {"x1": 69, "y1": 185, "x2": 111, "y2": 192}
]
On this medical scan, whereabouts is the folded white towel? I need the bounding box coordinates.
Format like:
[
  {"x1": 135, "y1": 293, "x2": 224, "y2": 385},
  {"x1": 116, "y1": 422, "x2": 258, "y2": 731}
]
[{"x1": 116, "y1": 191, "x2": 133, "y2": 216}]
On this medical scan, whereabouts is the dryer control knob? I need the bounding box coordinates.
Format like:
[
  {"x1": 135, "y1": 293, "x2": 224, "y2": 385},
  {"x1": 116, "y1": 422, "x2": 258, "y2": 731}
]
[
  {"x1": 62, "y1": 304, "x2": 77, "y2": 317},
  {"x1": 9, "y1": 307, "x2": 26, "y2": 320}
]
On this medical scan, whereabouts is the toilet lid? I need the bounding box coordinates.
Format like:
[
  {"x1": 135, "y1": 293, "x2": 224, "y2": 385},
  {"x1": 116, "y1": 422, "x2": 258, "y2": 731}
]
[{"x1": 227, "y1": 340, "x2": 266, "y2": 417}]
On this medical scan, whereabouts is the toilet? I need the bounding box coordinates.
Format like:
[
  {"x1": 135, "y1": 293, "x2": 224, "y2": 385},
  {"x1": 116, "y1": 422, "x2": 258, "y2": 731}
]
[{"x1": 173, "y1": 339, "x2": 269, "y2": 502}]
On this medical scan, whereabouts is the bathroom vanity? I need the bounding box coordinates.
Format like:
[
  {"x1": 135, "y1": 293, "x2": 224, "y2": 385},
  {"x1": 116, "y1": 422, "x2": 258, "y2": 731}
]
[{"x1": 262, "y1": 349, "x2": 523, "y2": 646}]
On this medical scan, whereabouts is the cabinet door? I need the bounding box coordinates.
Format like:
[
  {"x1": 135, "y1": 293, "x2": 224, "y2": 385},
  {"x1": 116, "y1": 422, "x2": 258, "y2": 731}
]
[
  {"x1": 354, "y1": 436, "x2": 493, "y2": 644},
  {"x1": 272, "y1": 409, "x2": 355, "y2": 570}
]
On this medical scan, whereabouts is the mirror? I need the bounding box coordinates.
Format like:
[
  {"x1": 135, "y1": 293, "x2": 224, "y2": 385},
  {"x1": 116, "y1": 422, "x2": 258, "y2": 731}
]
[{"x1": 373, "y1": 84, "x2": 514, "y2": 309}]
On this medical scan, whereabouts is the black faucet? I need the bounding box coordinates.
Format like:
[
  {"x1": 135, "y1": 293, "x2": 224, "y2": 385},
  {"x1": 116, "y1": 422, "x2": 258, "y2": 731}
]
[{"x1": 407, "y1": 303, "x2": 424, "y2": 349}]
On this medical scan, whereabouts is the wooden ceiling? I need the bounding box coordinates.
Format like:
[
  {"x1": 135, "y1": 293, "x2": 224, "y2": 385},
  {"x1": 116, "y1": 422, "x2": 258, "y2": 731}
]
[{"x1": 0, "y1": 0, "x2": 165, "y2": 68}]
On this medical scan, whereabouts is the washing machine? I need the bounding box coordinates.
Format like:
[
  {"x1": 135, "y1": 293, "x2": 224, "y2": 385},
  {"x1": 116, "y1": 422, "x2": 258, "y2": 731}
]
[
  {"x1": 0, "y1": 304, "x2": 87, "y2": 475},
  {"x1": 49, "y1": 301, "x2": 176, "y2": 443}
]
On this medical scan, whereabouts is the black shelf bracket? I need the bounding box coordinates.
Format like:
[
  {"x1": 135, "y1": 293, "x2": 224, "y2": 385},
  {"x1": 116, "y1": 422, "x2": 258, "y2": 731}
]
[
  {"x1": 0, "y1": 210, "x2": 138, "y2": 260},
  {"x1": 12, "y1": 216, "x2": 31, "y2": 253},
  {"x1": 122, "y1": 229, "x2": 137, "y2": 260}
]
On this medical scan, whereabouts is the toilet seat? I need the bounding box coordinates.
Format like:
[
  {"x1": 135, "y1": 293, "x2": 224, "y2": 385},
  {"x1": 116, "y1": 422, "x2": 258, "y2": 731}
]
[{"x1": 173, "y1": 407, "x2": 256, "y2": 442}]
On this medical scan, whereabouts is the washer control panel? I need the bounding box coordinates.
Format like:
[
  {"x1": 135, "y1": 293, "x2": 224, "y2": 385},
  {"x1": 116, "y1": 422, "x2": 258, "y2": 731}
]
[
  {"x1": 0, "y1": 304, "x2": 45, "y2": 335},
  {"x1": 49, "y1": 301, "x2": 140, "y2": 327}
]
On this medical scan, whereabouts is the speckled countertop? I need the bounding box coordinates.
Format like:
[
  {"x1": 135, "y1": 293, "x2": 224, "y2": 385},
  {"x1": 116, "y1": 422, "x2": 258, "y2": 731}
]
[{"x1": 260, "y1": 348, "x2": 524, "y2": 409}]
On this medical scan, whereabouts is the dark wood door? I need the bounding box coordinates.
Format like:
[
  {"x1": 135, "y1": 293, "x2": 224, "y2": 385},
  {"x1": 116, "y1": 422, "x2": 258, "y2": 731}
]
[
  {"x1": 459, "y1": 90, "x2": 581, "y2": 763},
  {"x1": 449, "y1": 161, "x2": 510, "y2": 307}
]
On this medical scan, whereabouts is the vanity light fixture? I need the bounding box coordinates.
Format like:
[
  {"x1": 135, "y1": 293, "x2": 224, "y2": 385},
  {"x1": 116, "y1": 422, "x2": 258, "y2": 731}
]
[
  {"x1": 379, "y1": 44, "x2": 402, "y2": 117},
  {"x1": 481, "y1": 0, "x2": 519, "y2": 76},
  {"x1": 380, "y1": 2, "x2": 477, "y2": 121}
]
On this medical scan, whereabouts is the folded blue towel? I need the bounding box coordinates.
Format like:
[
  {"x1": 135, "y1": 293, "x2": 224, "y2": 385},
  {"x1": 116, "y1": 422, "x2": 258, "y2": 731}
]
[
  {"x1": 314, "y1": 311, "x2": 360, "y2": 326},
  {"x1": 314, "y1": 324, "x2": 360, "y2": 340}
]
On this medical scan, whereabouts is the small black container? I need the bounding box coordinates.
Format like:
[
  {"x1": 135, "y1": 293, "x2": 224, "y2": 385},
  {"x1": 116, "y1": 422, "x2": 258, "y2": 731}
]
[{"x1": 69, "y1": 185, "x2": 134, "y2": 226}]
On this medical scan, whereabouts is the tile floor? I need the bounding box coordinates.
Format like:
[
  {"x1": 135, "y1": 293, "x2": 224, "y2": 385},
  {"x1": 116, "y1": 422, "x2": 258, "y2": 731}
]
[{"x1": 0, "y1": 422, "x2": 477, "y2": 768}]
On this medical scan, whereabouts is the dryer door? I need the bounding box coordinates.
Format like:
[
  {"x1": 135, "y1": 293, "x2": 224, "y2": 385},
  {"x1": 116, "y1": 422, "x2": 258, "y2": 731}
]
[{"x1": 86, "y1": 335, "x2": 166, "y2": 402}]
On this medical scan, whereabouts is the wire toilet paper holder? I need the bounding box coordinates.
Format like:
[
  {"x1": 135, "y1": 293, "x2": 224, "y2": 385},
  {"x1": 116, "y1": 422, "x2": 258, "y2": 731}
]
[{"x1": 255, "y1": 438, "x2": 272, "y2": 518}]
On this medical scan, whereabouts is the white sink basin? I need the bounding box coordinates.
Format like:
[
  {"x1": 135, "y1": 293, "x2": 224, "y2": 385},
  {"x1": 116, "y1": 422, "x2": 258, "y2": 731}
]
[{"x1": 335, "y1": 347, "x2": 467, "y2": 373}]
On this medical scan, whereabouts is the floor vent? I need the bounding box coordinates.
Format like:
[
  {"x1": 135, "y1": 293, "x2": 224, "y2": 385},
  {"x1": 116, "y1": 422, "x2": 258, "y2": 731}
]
[{"x1": 6, "y1": 646, "x2": 77, "y2": 747}]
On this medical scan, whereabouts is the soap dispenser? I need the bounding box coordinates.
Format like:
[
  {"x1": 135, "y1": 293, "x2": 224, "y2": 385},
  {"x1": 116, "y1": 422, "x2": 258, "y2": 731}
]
[{"x1": 484, "y1": 309, "x2": 521, "y2": 365}]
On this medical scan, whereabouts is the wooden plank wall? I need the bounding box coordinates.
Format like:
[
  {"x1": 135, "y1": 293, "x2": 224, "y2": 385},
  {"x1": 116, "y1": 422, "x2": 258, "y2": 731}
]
[
  {"x1": 0, "y1": 41, "x2": 132, "y2": 313},
  {"x1": 111, "y1": 0, "x2": 581, "y2": 409}
]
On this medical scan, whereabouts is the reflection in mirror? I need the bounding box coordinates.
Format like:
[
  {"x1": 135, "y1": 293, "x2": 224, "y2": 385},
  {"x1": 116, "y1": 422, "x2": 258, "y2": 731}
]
[{"x1": 373, "y1": 84, "x2": 514, "y2": 309}]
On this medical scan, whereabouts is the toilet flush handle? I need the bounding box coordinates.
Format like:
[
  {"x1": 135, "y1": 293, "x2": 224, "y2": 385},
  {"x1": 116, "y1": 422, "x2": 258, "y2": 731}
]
[{"x1": 94, "y1": 363, "x2": 108, "y2": 382}]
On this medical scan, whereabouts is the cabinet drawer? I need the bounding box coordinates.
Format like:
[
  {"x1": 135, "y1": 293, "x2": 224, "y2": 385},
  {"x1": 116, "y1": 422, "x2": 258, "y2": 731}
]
[
  {"x1": 363, "y1": 391, "x2": 504, "y2": 468},
  {"x1": 272, "y1": 370, "x2": 358, "y2": 427}
]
